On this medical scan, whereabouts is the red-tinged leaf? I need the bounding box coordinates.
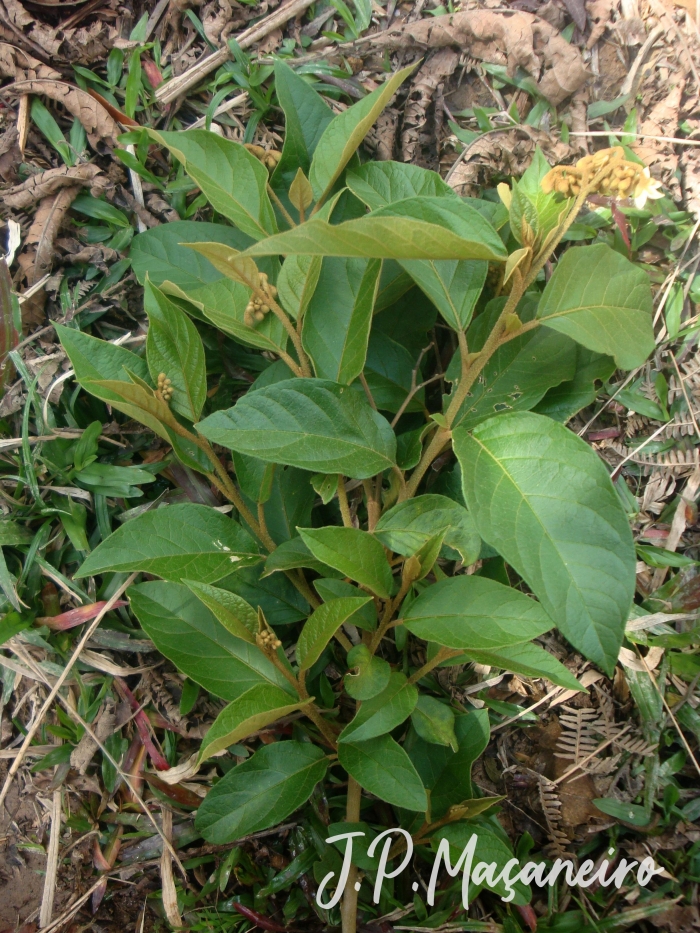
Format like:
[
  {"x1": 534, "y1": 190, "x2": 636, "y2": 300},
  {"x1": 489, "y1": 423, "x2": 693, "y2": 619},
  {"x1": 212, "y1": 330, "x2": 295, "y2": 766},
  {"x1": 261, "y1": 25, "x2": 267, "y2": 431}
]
[
  {"x1": 230, "y1": 902, "x2": 288, "y2": 932},
  {"x1": 144, "y1": 773, "x2": 202, "y2": 809},
  {"x1": 86, "y1": 88, "x2": 139, "y2": 128},
  {"x1": 611, "y1": 201, "x2": 631, "y2": 255},
  {"x1": 142, "y1": 58, "x2": 163, "y2": 89},
  {"x1": 38, "y1": 600, "x2": 127, "y2": 631},
  {"x1": 115, "y1": 678, "x2": 170, "y2": 771},
  {"x1": 515, "y1": 903, "x2": 538, "y2": 932},
  {"x1": 91, "y1": 878, "x2": 107, "y2": 915}
]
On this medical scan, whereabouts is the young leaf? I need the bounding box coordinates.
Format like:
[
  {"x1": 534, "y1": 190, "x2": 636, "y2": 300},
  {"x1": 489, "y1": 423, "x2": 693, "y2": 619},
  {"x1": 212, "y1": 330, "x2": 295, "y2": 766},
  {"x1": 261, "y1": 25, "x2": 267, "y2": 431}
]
[
  {"x1": 241, "y1": 198, "x2": 508, "y2": 261},
  {"x1": 346, "y1": 161, "x2": 457, "y2": 210},
  {"x1": 463, "y1": 643, "x2": 582, "y2": 691},
  {"x1": 299, "y1": 527, "x2": 394, "y2": 598},
  {"x1": 296, "y1": 596, "x2": 373, "y2": 670},
  {"x1": 455, "y1": 411, "x2": 635, "y2": 674},
  {"x1": 302, "y1": 258, "x2": 381, "y2": 383},
  {"x1": 129, "y1": 581, "x2": 294, "y2": 700},
  {"x1": 314, "y1": 579, "x2": 377, "y2": 632},
  {"x1": 198, "y1": 685, "x2": 313, "y2": 762},
  {"x1": 277, "y1": 254, "x2": 322, "y2": 320},
  {"x1": 270, "y1": 60, "x2": 334, "y2": 192},
  {"x1": 309, "y1": 64, "x2": 415, "y2": 204},
  {"x1": 399, "y1": 260, "x2": 487, "y2": 331},
  {"x1": 536, "y1": 243, "x2": 654, "y2": 369},
  {"x1": 411, "y1": 696, "x2": 458, "y2": 750},
  {"x1": 338, "y1": 734, "x2": 427, "y2": 811},
  {"x1": 183, "y1": 579, "x2": 257, "y2": 645},
  {"x1": 375, "y1": 494, "x2": 481, "y2": 565},
  {"x1": 131, "y1": 221, "x2": 253, "y2": 290},
  {"x1": 344, "y1": 643, "x2": 391, "y2": 699},
  {"x1": 289, "y1": 168, "x2": 314, "y2": 213},
  {"x1": 339, "y1": 673, "x2": 417, "y2": 742},
  {"x1": 400, "y1": 575, "x2": 553, "y2": 650},
  {"x1": 145, "y1": 281, "x2": 207, "y2": 421},
  {"x1": 146, "y1": 129, "x2": 277, "y2": 240},
  {"x1": 195, "y1": 742, "x2": 328, "y2": 843},
  {"x1": 77, "y1": 504, "x2": 260, "y2": 583},
  {"x1": 197, "y1": 379, "x2": 397, "y2": 479}
]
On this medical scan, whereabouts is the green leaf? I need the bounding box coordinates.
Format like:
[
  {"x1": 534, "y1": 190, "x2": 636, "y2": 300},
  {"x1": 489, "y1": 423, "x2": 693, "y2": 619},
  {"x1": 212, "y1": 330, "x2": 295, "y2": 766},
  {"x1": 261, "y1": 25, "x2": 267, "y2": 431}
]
[
  {"x1": 0, "y1": 522, "x2": 32, "y2": 546},
  {"x1": 197, "y1": 379, "x2": 397, "y2": 479},
  {"x1": 536, "y1": 243, "x2": 655, "y2": 369},
  {"x1": 56, "y1": 324, "x2": 150, "y2": 403},
  {"x1": 299, "y1": 527, "x2": 394, "y2": 598},
  {"x1": 195, "y1": 742, "x2": 328, "y2": 843},
  {"x1": 263, "y1": 537, "x2": 342, "y2": 579},
  {"x1": 271, "y1": 61, "x2": 334, "y2": 192},
  {"x1": 296, "y1": 596, "x2": 373, "y2": 670},
  {"x1": 90, "y1": 377, "x2": 180, "y2": 443},
  {"x1": 198, "y1": 685, "x2": 313, "y2": 762},
  {"x1": 464, "y1": 643, "x2": 582, "y2": 691},
  {"x1": 455, "y1": 411, "x2": 635, "y2": 674},
  {"x1": 302, "y1": 258, "x2": 381, "y2": 383},
  {"x1": 401, "y1": 575, "x2": 553, "y2": 650},
  {"x1": 183, "y1": 579, "x2": 257, "y2": 645},
  {"x1": 309, "y1": 64, "x2": 415, "y2": 203},
  {"x1": 77, "y1": 504, "x2": 260, "y2": 583},
  {"x1": 362, "y1": 332, "x2": 425, "y2": 414},
  {"x1": 399, "y1": 260, "x2": 487, "y2": 331},
  {"x1": 533, "y1": 347, "x2": 616, "y2": 422},
  {"x1": 411, "y1": 696, "x2": 458, "y2": 750},
  {"x1": 450, "y1": 298, "x2": 577, "y2": 428},
  {"x1": 344, "y1": 643, "x2": 391, "y2": 699},
  {"x1": 593, "y1": 798, "x2": 651, "y2": 826},
  {"x1": 130, "y1": 221, "x2": 253, "y2": 290},
  {"x1": 277, "y1": 254, "x2": 322, "y2": 321},
  {"x1": 339, "y1": 673, "x2": 417, "y2": 742},
  {"x1": 346, "y1": 161, "x2": 457, "y2": 210},
  {"x1": 161, "y1": 278, "x2": 288, "y2": 355},
  {"x1": 242, "y1": 197, "x2": 508, "y2": 261},
  {"x1": 430, "y1": 710, "x2": 490, "y2": 817},
  {"x1": 374, "y1": 494, "x2": 481, "y2": 565},
  {"x1": 129, "y1": 581, "x2": 294, "y2": 700},
  {"x1": 147, "y1": 129, "x2": 277, "y2": 240},
  {"x1": 145, "y1": 281, "x2": 207, "y2": 421},
  {"x1": 314, "y1": 579, "x2": 377, "y2": 632},
  {"x1": 338, "y1": 734, "x2": 427, "y2": 811},
  {"x1": 0, "y1": 612, "x2": 30, "y2": 647}
]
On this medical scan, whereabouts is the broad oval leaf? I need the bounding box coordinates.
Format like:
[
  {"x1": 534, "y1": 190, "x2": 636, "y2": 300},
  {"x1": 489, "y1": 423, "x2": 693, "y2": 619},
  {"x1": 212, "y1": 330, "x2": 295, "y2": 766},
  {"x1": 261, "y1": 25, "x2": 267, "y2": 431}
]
[
  {"x1": 374, "y1": 494, "x2": 480, "y2": 564},
  {"x1": 399, "y1": 259, "x2": 487, "y2": 331},
  {"x1": 463, "y1": 643, "x2": 582, "y2": 691},
  {"x1": 277, "y1": 254, "x2": 322, "y2": 320},
  {"x1": 128, "y1": 581, "x2": 294, "y2": 701},
  {"x1": 198, "y1": 685, "x2": 312, "y2": 762},
  {"x1": 338, "y1": 734, "x2": 427, "y2": 811},
  {"x1": 346, "y1": 161, "x2": 457, "y2": 210},
  {"x1": 147, "y1": 129, "x2": 277, "y2": 240},
  {"x1": 56, "y1": 323, "x2": 150, "y2": 403},
  {"x1": 296, "y1": 596, "x2": 373, "y2": 670},
  {"x1": 242, "y1": 198, "x2": 508, "y2": 262},
  {"x1": 76, "y1": 504, "x2": 260, "y2": 583},
  {"x1": 309, "y1": 64, "x2": 415, "y2": 203},
  {"x1": 144, "y1": 281, "x2": 207, "y2": 421},
  {"x1": 536, "y1": 243, "x2": 654, "y2": 369},
  {"x1": 411, "y1": 695, "x2": 457, "y2": 750},
  {"x1": 401, "y1": 575, "x2": 553, "y2": 650},
  {"x1": 196, "y1": 379, "x2": 397, "y2": 479},
  {"x1": 344, "y1": 643, "x2": 391, "y2": 699},
  {"x1": 314, "y1": 579, "x2": 377, "y2": 632},
  {"x1": 299, "y1": 526, "x2": 394, "y2": 598},
  {"x1": 339, "y1": 673, "x2": 417, "y2": 743},
  {"x1": 455, "y1": 411, "x2": 635, "y2": 674},
  {"x1": 263, "y1": 536, "x2": 342, "y2": 579},
  {"x1": 195, "y1": 742, "x2": 328, "y2": 843},
  {"x1": 130, "y1": 221, "x2": 252, "y2": 290}
]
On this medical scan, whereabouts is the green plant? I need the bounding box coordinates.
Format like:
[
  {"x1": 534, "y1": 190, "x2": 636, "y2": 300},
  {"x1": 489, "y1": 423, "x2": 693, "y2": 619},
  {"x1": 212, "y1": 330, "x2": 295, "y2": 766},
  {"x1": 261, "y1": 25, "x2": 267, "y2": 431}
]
[{"x1": 56, "y1": 62, "x2": 657, "y2": 930}]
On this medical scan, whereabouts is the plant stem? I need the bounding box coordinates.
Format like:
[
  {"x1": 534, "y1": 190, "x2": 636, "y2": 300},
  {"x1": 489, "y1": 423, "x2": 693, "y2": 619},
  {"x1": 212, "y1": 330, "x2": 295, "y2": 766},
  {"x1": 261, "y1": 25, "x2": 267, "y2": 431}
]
[
  {"x1": 265, "y1": 297, "x2": 313, "y2": 377},
  {"x1": 341, "y1": 777, "x2": 362, "y2": 933},
  {"x1": 267, "y1": 183, "x2": 297, "y2": 229},
  {"x1": 297, "y1": 668, "x2": 340, "y2": 749},
  {"x1": 407, "y1": 646, "x2": 463, "y2": 685},
  {"x1": 401, "y1": 426, "x2": 451, "y2": 501},
  {"x1": 337, "y1": 476, "x2": 353, "y2": 528}
]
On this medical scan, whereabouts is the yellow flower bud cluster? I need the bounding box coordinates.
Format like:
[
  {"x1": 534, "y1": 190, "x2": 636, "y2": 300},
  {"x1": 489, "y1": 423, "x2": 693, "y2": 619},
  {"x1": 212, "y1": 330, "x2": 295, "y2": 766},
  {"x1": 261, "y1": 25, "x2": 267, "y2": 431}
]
[
  {"x1": 541, "y1": 147, "x2": 663, "y2": 208},
  {"x1": 244, "y1": 143, "x2": 282, "y2": 172},
  {"x1": 156, "y1": 373, "x2": 173, "y2": 403},
  {"x1": 244, "y1": 272, "x2": 278, "y2": 328},
  {"x1": 256, "y1": 629, "x2": 282, "y2": 652}
]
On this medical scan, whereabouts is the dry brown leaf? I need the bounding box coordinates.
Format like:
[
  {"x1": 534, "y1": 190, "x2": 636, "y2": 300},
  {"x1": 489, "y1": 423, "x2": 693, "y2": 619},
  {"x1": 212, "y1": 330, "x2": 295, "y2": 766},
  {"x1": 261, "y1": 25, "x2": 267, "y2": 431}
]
[
  {"x1": 0, "y1": 124, "x2": 21, "y2": 183},
  {"x1": 587, "y1": 0, "x2": 615, "y2": 48},
  {"x1": 0, "y1": 41, "x2": 59, "y2": 79},
  {"x1": 633, "y1": 79, "x2": 685, "y2": 201},
  {"x1": 365, "y1": 107, "x2": 399, "y2": 161},
  {"x1": 3, "y1": 163, "x2": 106, "y2": 210},
  {"x1": 402, "y1": 49, "x2": 459, "y2": 163},
  {"x1": 2, "y1": 79, "x2": 120, "y2": 150},
  {"x1": 374, "y1": 9, "x2": 590, "y2": 105}
]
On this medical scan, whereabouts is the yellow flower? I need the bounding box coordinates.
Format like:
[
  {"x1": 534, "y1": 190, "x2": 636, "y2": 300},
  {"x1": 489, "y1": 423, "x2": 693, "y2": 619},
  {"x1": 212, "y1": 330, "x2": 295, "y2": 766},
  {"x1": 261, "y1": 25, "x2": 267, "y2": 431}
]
[{"x1": 632, "y1": 167, "x2": 664, "y2": 209}]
